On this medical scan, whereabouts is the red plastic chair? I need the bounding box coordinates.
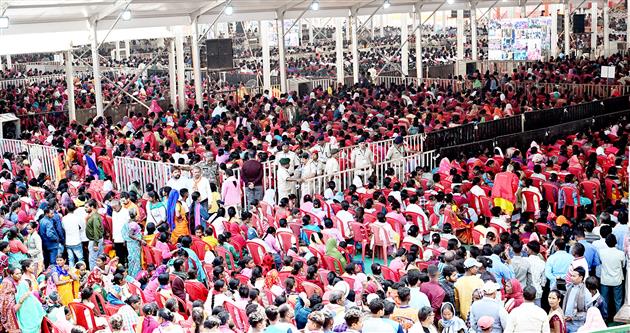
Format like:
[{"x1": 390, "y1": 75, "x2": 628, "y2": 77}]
[
  {"x1": 318, "y1": 269, "x2": 331, "y2": 287},
  {"x1": 342, "y1": 276, "x2": 356, "y2": 290},
  {"x1": 288, "y1": 222, "x2": 302, "y2": 237},
  {"x1": 215, "y1": 246, "x2": 236, "y2": 270},
  {"x1": 605, "y1": 179, "x2": 621, "y2": 203},
  {"x1": 559, "y1": 186, "x2": 579, "y2": 218},
  {"x1": 308, "y1": 245, "x2": 325, "y2": 263},
  {"x1": 91, "y1": 290, "x2": 122, "y2": 316},
  {"x1": 381, "y1": 266, "x2": 401, "y2": 282},
  {"x1": 349, "y1": 222, "x2": 368, "y2": 261},
  {"x1": 302, "y1": 281, "x2": 323, "y2": 297},
  {"x1": 399, "y1": 241, "x2": 423, "y2": 259},
  {"x1": 246, "y1": 240, "x2": 267, "y2": 266},
  {"x1": 542, "y1": 183, "x2": 559, "y2": 213},
  {"x1": 579, "y1": 180, "x2": 601, "y2": 211},
  {"x1": 370, "y1": 223, "x2": 390, "y2": 265},
  {"x1": 42, "y1": 317, "x2": 63, "y2": 333},
  {"x1": 363, "y1": 213, "x2": 378, "y2": 223},
  {"x1": 185, "y1": 280, "x2": 209, "y2": 302},
  {"x1": 403, "y1": 211, "x2": 429, "y2": 234},
  {"x1": 489, "y1": 222, "x2": 508, "y2": 234},
  {"x1": 535, "y1": 223, "x2": 552, "y2": 236},
  {"x1": 68, "y1": 302, "x2": 108, "y2": 333},
  {"x1": 224, "y1": 301, "x2": 250, "y2": 332},
  {"x1": 521, "y1": 189, "x2": 542, "y2": 214},
  {"x1": 277, "y1": 231, "x2": 297, "y2": 252},
  {"x1": 472, "y1": 229, "x2": 484, "y2": 244},
  {"x1": 127, "y1": 281, "x2": 148, "y2": 304},
  {"x1": 323, "y1": 255, "x2": 345, "y2": 274}
]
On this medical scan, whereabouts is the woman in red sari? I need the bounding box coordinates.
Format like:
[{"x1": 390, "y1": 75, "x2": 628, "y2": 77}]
[{"x1": 0, "y1": 267, "x2": 22, "y2": 333}]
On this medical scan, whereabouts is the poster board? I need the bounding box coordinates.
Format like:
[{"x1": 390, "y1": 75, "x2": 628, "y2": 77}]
[{"x1": 488, "y1": 17, "x2": 553, "y2": 61}]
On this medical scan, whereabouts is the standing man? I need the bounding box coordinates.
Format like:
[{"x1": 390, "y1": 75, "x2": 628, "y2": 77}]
[
  {"x1": 300, "y1": 152, "x2": 320, "y2": 202},
  {"x1": 325, "y1": 148, "x2": 341, "y2": 189},
  {"x1": 191, "y1": 166, "x2": 211, "y2": 211},
  {"x1": 469, "y1": 281, "x2": 510, "y2": 333},
  {"x1": 166, "y1": 166, "x2": 191, "y2": 193},
  {"x1": 277, "y1": 158, "x2": 301, "y2": 203},
  {"x1": 111, "y1": 200, "x2": 131, "y2": 266},
  {"x1": 62, "y1": 202, "x2": 84, "y2": 267},
  {"x1": 454, "y1": 258, "x2": 485, "y2": 320},
  {"x1": 563, "y1": 267, "x2": 592, "y2": 332},
  {"x1": 85, "y1": 199, "x2": 104, "y2": 270},
  {"x1": 420, "y1": 265, "x2": 445, "y2": 318},
  {"x1": 598, "y1": 234, "x2": 626, "y2": 318},
  {"x1": 275, "y1": 142, "x2": 300, "y2": 174},
  {"x1": 504, "y1": 286, "x2": 550, "y2": 333},
  {"x1": 385, "y1": 136, "x2": 408, "y2": 172},
  {"x1": 241, "y1": 150, "x2": 264, "y2": 209},
  {"x1": 350, "y1": 137, "x2": 374, "y2": 182},
  {"x1": 509, "y1": 241, "x2": 532, "y2": 289},
  {"x1": 39, "y1": 207, "x2": 62, "y2": 266}
]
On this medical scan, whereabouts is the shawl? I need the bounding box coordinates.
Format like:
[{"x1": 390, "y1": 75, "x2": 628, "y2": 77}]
[
  {"x1": 577, "y1": 307, "x2": 606, "y2": 332},
  {"x1": 504, "y1": 279, "x2": 524, "y2": 310},
  {"x1": 165, "y1": 189, "x2": 179, "y2": 231},
  {"x1": 325, "y1": 238, "x2": 347, "y2": 267},
  {"x1": 439, "y1": 303, "x2": 467, "y2": 333}
]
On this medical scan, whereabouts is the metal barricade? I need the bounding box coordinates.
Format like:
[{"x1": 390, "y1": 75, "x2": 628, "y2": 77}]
[{"x1": 0, "y1": 139, "x2": 59, "y2": 180}]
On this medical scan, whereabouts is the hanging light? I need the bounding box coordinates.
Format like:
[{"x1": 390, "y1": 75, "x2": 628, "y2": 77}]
[
  {"x1": 311, "y1": 0, "x2": 320, "y2": 10},
  {"x1": 121, "y1": 10, "x2": 131, "y2": 21},
  {"x1": 383, "y1": 0, "x2": 391, "y2": 9},
  {"x1": 447, "y1": 0, "x2": 454, "y2": 4},
  {"x1": 0, "y1": 16, "x2": 9, "y2": 29},
  {"x1": 225, "y1": 3, "x2": 234, "y2": 15}
]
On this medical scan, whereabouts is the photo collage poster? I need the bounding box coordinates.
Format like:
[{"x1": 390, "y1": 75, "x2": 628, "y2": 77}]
[{"x1": 488, "y1": 17, "x2": 553, "y2": 60}]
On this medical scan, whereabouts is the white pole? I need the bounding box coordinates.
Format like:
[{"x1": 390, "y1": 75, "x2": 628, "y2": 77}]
[
  {"x1": 90, "y1": 21, "x2": 104, "y2": 117},
  {"x1": 176, "y1": 33, "x2": 186, "y2": 111},
  {"x1": 308, "y1": 20, "x2": 314, "y2": 43},
  {"x1": 381, "y1": 14, "x2": 387, "y2": 37},
  {"x1": 115, "y1": 41, "x2": 121, "y2": 61},
  {"x1": 603, "y1": 2, "x2": 610, "y2": 56},
  {"x1": 351, "y1": 13, "x2": 359, "y2": 84},
  {"x1": 124, "y1": 40, "x2": 130, "y2": 58},
  {"x1": 191, "y1": 16, "x2": 204, "y2": 108},
  {"x1": 277, "y1": 12, "x2": 288, "y2": 93},
  {"x1": 416, "y1": 5, "x2": 423, "y2": 82},
  {"x1": 261, "y1": 21, "x2": 272, "y2": 91},
  {"x1": 5, "y1": 55, "x2": 11, "y2": 69},
  {"x1": 168, "y1": 38, "x2": 177, "y2": 108},
  {"x1": 65, "y1": 50, "x2": 76, "y2": 122},
  {"x1": 564, "y1": 1, "x2": 570, "y2": 56},
  {"x1": 457, "y1": 10, "x2": 464, "y2": 60},
  {"x1": 472, "y1": 6, "x2": 478, "y2": 61},
  {"x1": 551, "y1": 5, "x2": 558, "y2": 57},
  {"x1": 401, "y1": 14, "x2": 409, "y2": 76},
  {"x1": 591, "y1": 1, "x2": 598, "y2": 59},
  {"x1": 335, "y1": 18, "x2": 345, "y2": 85}
]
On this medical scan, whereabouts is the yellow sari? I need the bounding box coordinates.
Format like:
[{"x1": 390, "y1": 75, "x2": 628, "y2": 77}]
[
  {"x1": 171, "y1": 201, "x2": 190, "y2": 244},
  {"x1": 52, "y1": 266, "x2": 79, "y2": 305}
]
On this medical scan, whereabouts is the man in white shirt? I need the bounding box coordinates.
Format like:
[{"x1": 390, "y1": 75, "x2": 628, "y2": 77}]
[
  {"x1": 190, "y1": 166, "x2": 211, "y2": 210},
  {"x1": 325, "y1": 149, "x2": 341, "y2": 189},
  {"x1": 275, "y1": 143, "x2": 300, "y2": 174},
  {"x1": 62, "y1": 202, "x2": 84, "y2": 267},
  {"x1": 470, "y1": 177, "x2": 487, "y2": 198},
  {"x1": 525, "y1": 241, "x2": 547, "y2": 306},
  {"x1": 335, "y1": 201, "x2": 354, "y2": 240},
  {"x1": 505, "y1": 286, "x2": 550, "y2": 333},
  {"x1": 111, "y1": 200, "x2": 131, "y2": 266},
  {"x1": 350, "y1": 138, "x2": 374, "y2": 181},
  {"x1": 167, "y1": 167, "x2": 191, "y2": 193},
  {"x1": 598, "y1": 234, "x2": 626, "y2": 314}
]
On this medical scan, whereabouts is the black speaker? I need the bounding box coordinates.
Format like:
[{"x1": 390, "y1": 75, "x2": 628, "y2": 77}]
[
  {"x1": 206, "y1": 39, "x2": 234, "y2": 69},
  {"x1": 573, "y1": 14, "x2": 585, "y2": 33},
  {"x1": 466, "y1": 62, "x2": 477, "y2": 75}
]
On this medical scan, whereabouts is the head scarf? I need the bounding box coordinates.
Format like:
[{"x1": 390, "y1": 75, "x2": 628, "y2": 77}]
[
  {"x1": 165, "y1": 189, "x2": 179, "y2": 231},
  {"x1": 438, "y1": 157, "x2": 451, "y2": 176},
  {"x1": 325, "y1": 238, "x2": 347, "y2": 267},
  {"x1": 577, "y1": 308, "x2": 607, "y2": 332},
  {"x1": 440, "y1": 302, "x2": 467, "y2": 333},
  {"x1": 264, "y1": 270, "x2": 280, "y2": 289},
  {"x1": 504, "y1": 278, "x2": 524, "y2": 310}
]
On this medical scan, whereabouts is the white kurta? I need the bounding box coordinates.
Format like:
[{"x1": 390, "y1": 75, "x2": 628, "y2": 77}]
[{"x1": 276, "y1": 166, "x2": 293, "y2": 202}]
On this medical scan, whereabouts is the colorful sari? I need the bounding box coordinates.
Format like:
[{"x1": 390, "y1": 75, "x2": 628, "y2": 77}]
[
  {"x1": 0, "y1": 278, "x2": 19, "y2": 333},
  {"x1": 52, "y1": 265, "x2": 78, "y2": 305},
  {"x1": 122, "y1": 221, "x2": 142, "y2": 279},
  {"x1": 15, "y1": 279, "x2": 45, "y2": 333},
  {"x1": 171, "y1": 201, "x2": 190, "y2": 245}
]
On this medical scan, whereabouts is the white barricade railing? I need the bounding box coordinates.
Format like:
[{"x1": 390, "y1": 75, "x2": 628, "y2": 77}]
[
  {"x1": 271, "y1": 149, "x2": 438, "y2": 204},
  {"x1": 0, "y1": 139, "x2": 59, "y2": 180}
]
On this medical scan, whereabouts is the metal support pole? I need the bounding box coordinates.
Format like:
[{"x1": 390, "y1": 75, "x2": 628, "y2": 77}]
[
  {"x1": 415, "y1": 3, "x2": 423, "y2": 82},
  {"x1": 277, "y1": 11, "x2": 288, "y2": 92},
  {"x1": 168, "y1": 38, "x2": 177, "y2": 108},
  {"x1": 261, "y1": 21, "x2": 272, "y2": 91},
  {"x1": 175, "y1": 33, "x2": 186, "y2": 111},
  {"x1": 592, "y1": 1, "x2": 598, "y2": 58},
  {"x1": 5, "y1": 55, "x2": 11, "y2": 69},
  {"x1": 351, "y1": 12, "x2": 359, "y2": 84},
  {"x1": 564, "y1": 1, "x2": 570, "y2": 56},
  {"x1": 191, "y1": 16, "x2": 204, "y2": 108},
  {"x1": 456, "y1": 10, "x2": 464, "y2": 60},
  {"x1": 115, "y1": 41, "x2": 121, "y2": 61},
  {"x1": 471, "y1": 5, "x2": 478, "y2": 61},
  {"x1": 65, "y1": 50, "x2": 76, "y2": 122},
  {"x1": 308, "y1": 20, "x2": 314, "y2": 43},
  {"x1": 401, "y1": 13, "x2": 409, "y2": 76},
  {"x1": 90, "y1": 20, "x2": 104, "y2": 117},
  {"x1": 603, "y1": 2, "x2": 610, "y2": 56},
  {"x1": 551, "y1": 5, "x2": 558, "y2": 57},
  {"x1": 335, "y1": 17, "x2": 345, "y2": 84},
  {"x1": 124, "y1": 40, "x2": 130, "y2": 59}
]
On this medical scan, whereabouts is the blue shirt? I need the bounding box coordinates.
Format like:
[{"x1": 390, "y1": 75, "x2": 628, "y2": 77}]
[
  {"x1": 489, "y1": 254, "x2": 514, "y2": 287},
  {"x1": 545, "y1": 250, "x2": 573, "y2": 287},
  {"x1": 613, "y1": 224, "x2": 628, "y2": 251},
  {"x1": 578, "y1": 239, "x2": 601, "y2": 270}
]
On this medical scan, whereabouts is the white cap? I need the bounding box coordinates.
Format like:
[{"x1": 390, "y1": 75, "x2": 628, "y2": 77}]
[{"x1": 464, "y1": 258, "x2": 482, "y2": 269}]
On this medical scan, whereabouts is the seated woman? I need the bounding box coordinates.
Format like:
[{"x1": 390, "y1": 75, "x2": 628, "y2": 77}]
[
  {"x1": 107, "y1": 273, "x2": 131, "y2": 305},
  {"x1": 78, "y1": 287, "x2": 108, "y2": 327}
]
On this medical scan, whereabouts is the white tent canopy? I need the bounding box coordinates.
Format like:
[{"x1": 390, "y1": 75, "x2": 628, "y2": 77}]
[{"x1": 0, "y1": 0, "x2": 563, "y2": 55}]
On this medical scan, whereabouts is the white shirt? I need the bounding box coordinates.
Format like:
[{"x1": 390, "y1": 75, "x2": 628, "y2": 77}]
[
  {"x1": 598, "y1": 246, "x2": 626, "y2": 286},
  {"x1": 335, "y1": 210, "x2": 354, "y2": 237},
  {"x1": 324, "y1": 157, "x2": 340, "y2": 176},
  {"x1": 111, "y1": 208, "x2": 131, "y2": 243},
  {"x1": 191, "y1": 176, "x2": 211, "y2": 203},
  {"x1": 526, "y1": 254, "x2": 547, "y2": 299},
  {"x1": 276, "y1": 166, "x2": 293, "y2": 202},
  {"x1": 409, "y1": 286, "x2": 431, "y2": 310},
  {"x1": 75, "y1": 206, "x2": 89, "y2": 242},
  {"x1": 505, "y1": 302, "x2": 550, "y2": 333},
  {"x1": 350, "y1": 147, "x2": 374, "y2": 169},
  {"x1": 470, "y1": 185, "x2": 486, "y2": 198},
  {"x1": 167, "y1": 176, "x2": 192, "y2": 193},
  {"x1": 62, "y1": 212, "x2": 83, "y2": 246}
]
